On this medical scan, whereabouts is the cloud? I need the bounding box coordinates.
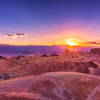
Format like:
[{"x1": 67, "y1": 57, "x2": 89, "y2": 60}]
[
  {"x1": 16, "y1": 33, "x2": 27, "y2": 37},
  {"x1": 6, "y1": 33, "x2": 17, "y2": 38},
  {"x1": 84, "y1": 41, "x2": 100, "y2": 45},
  {"x1": 6, "y1": 33, "x2": 27, "y2": 38}
]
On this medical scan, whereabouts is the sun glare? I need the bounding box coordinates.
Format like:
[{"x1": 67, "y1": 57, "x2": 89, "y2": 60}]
[
  {"x1": 66, "y1": 41, "x2": 78, "y2": 46},
  {"x1": 66, "y1": 39, "x2": 80, "y2": 46}
]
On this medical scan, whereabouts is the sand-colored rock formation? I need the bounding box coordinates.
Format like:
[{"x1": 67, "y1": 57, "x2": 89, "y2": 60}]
[
  {"x1": 0, "y1": 72, "x2": 100, "y2": 100},
  {"x1": 0, "y1": 53, "x2": 99, "y2": 79}
]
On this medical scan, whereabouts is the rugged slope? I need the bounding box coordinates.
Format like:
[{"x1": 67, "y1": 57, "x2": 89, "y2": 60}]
[
  {"x1": 0, "y1": 72, "x2": 100, "y2": 100},
  {"x1": 0, "y1": 54, "x2": 99, "y2": 79}
]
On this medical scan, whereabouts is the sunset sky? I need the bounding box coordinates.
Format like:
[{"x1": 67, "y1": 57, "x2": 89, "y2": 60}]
[{"x1": 0, "y1": 0, "x2": 100, "y2": 45}]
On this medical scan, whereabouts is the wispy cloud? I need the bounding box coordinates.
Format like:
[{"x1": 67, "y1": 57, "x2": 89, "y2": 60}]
[
  {"x1": 84, "y1": 41, "x2": 100, "y2": 46},
  {"x1": 6, "y1": 33, "x2": 28, "y2": 38},
  {"x1": 16, "y1": 33, "x2": 27, "y2": 37}
]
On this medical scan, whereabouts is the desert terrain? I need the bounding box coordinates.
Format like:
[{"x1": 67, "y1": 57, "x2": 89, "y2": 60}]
[{"x1": 0, "y1": 48, "x2": 100, "y2": 100}]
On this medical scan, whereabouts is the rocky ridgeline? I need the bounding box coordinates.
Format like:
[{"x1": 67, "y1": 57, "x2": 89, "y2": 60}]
[
  {"x1": 0, "y1": 72, "x2": 100, "y2": 100},
  {"x1": 0, "y1": 49, "x2": 100, "y2": 80},
  {"x1": 0, "y1": 58, "x2": 98, "y2": 79},
  {"x1": 90, "y1": 48, "x2": 100, "y2": 55}
]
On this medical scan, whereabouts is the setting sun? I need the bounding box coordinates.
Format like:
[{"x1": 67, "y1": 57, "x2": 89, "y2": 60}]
[
  {"x1": 66, "y1": 39, "x2": 81, "y2": 46},
  {"x1": 66, "y1": 41, "x2": 78, "y2": 46}
]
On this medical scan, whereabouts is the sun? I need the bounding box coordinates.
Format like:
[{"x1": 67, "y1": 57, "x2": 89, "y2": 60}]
[
  {"x1": 66, "y1": 41, "x2": 78, "y2": 46},
  {"x1": 66, "y1": 39, "x2": 80, "y2": 46}
]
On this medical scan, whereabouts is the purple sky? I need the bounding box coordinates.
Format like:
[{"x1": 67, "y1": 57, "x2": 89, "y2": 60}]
[{"x1": 0, "y1": 0, "x2": 100, "y2": 45}]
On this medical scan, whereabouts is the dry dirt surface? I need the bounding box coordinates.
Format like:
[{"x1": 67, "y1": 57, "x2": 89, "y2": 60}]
[{"x1": 0, "y1": 72, "x2": 100, "y2": 100}]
